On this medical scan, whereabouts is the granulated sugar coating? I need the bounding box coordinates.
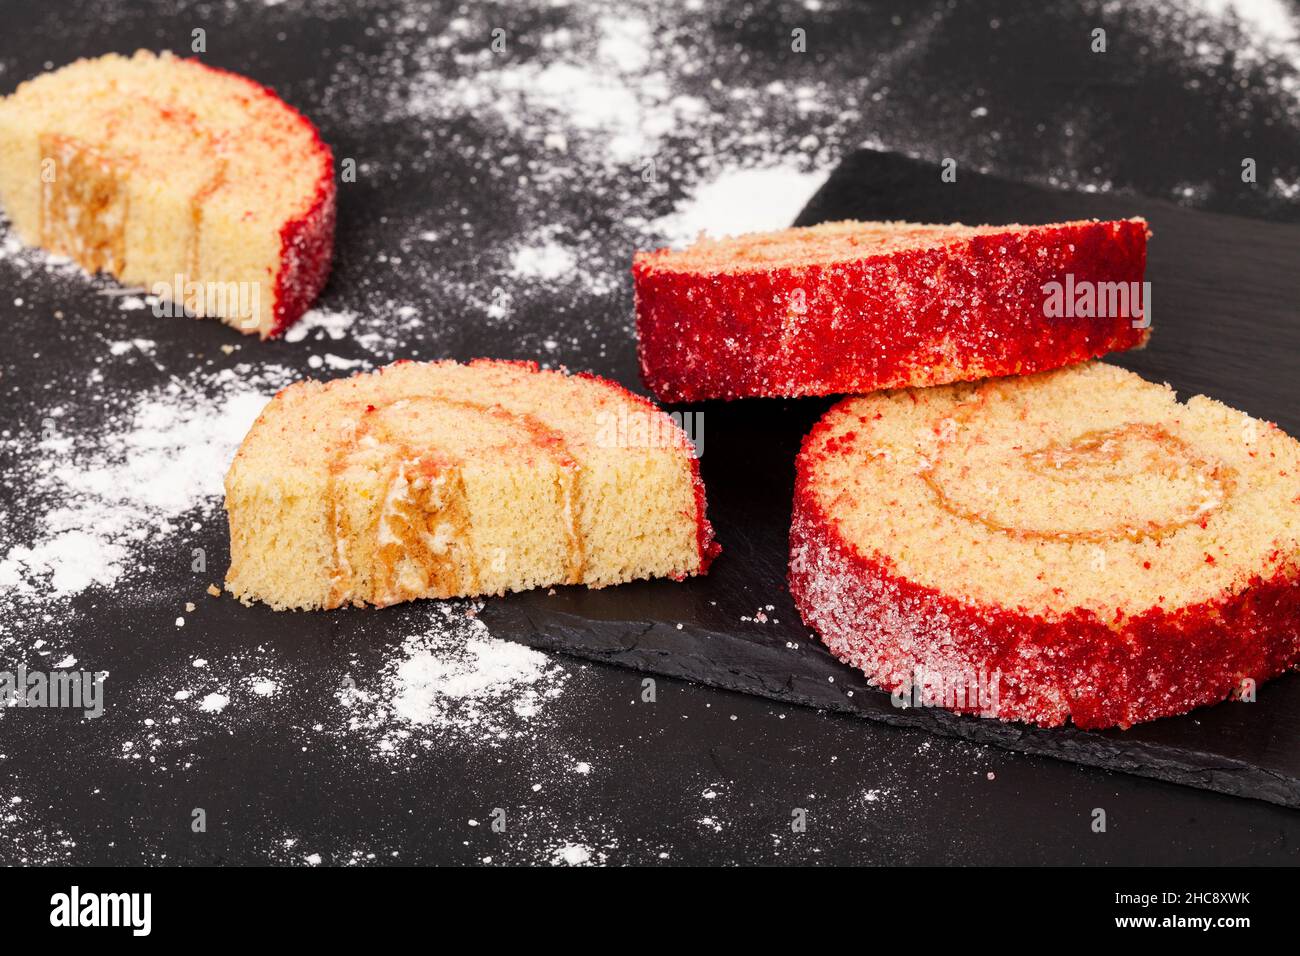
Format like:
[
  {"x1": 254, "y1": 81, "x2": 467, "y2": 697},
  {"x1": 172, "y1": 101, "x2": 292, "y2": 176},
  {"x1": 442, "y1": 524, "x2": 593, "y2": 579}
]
[{"x1": 634, "y1": 218, "x2": 1150, "y2": 402}]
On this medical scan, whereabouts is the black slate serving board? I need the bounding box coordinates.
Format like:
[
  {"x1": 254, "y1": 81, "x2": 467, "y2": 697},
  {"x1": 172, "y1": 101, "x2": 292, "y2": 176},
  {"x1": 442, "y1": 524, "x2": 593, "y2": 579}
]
[{"x1": 485, "y1": 149, "x2": 1300, "y2": 809}]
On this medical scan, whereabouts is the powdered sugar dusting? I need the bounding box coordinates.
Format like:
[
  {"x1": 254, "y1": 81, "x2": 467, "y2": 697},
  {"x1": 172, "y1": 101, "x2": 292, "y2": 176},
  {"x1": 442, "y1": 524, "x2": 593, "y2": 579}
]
[
  {"x1": 653, "y1": 166, "x2": 832, "y2": 248},
  {"x1": 551, "y1": 842, "x2": 597, "y2": 866},
  {"x1": 510, "y1": 240, "x2": 578, "y2": 283},
  {"x1": 0, "y1": 365, "x2": 288, "y2": 609},
  {"x1": 335, "y1": 603, "x2": 568, "y2": 756},
  {"x1": 282, "y1": 306, "x2": 357, "y2": 343},
  {"x1": 197, "y1": 692, "x2": 229, "y2": 714}
]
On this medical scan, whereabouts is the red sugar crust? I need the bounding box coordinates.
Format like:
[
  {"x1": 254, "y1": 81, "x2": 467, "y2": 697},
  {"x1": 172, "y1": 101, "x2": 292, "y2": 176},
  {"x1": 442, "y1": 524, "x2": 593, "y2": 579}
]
[
  {"x1": 788, "y1": 414, "x2": 1300, "y2": 730},
  {"x1": 635, "y1": 219, "x2": 1151, "y2": 402},
  {"x1": 269, "y1": 171, "x2": 336, "y2": 337},
  {"x1": 188, "y1": 58, "x2": 336, "y2": 338}
]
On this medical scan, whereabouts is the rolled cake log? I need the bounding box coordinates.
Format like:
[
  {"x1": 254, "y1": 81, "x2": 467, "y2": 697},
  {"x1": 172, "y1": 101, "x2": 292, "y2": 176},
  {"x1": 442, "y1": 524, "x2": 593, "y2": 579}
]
[{"x1": 789, "y1": 362, "x2": 1300, "y2": 729}]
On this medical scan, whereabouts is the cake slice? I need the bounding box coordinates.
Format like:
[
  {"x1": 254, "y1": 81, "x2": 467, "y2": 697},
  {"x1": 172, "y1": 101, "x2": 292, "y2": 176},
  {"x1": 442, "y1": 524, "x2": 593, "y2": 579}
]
[
  {"x1": 0, "y1": 50, "x2": 335, "y2": 337},
  {"x1": 225, "y1": 359, "x2": 718, "y2": 610},
  {"x1": 634, "y1": 219, "x2": 1150, "y2": 402},
  {"x1": 789, "y1": 362, "x2": 1300, "y2": 729}
]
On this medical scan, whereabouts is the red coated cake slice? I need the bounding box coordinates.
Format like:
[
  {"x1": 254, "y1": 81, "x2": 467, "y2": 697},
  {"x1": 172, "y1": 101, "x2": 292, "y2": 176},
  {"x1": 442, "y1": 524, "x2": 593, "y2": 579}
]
[
  {"x1": 634, "y1": 219, "x2": 1150, "y2": 402},
  {"x1": 788, "y1": 362, "x2": 1300, "y2": 729}
]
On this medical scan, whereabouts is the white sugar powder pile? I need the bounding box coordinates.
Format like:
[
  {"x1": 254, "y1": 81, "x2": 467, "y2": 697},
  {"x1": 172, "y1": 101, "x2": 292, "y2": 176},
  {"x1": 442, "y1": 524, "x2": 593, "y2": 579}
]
[
  {"x1": 0, "y1": 364, "x2": 292, "y2": 609},
  {"x1": 652, "y1": 165, "x2": 832, "y2": 248},
  {"x1": 510, "y1": 242, "x2": 578, "y2": 282},
  {"x1": 336, "y1": 603, "x2": 568, "y2": 756},
  {"x1": 198, "y1": 692, "x2": 230, "y2": 714},
  {"x1": 392, "y1": 634, "x2": 551, "y2": 724},
  {"x1": 550, "y1": 843, "x2": 596, "y2": 866},
  {"x1": 283, "y1": 306, "x2": 357, "y2": 343}
]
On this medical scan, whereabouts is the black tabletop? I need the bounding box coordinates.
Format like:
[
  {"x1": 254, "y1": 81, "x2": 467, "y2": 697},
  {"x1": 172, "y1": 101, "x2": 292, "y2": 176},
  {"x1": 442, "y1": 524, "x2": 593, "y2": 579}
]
[{"x1": 1, "y1": 0, "x2": 1298, "y2": 865}]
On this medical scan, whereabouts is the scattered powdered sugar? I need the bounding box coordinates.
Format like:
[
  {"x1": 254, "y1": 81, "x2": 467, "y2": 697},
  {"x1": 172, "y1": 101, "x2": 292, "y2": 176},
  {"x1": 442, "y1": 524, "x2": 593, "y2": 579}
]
[
  {"x1": 0, "y1": 529, "x2": 127, "y2": 600},
  {"x1": 652, "y1": 165, "x2": 832, "y2": 248},
  {"x1": 307, "y1": 352, "x2": 368, "y2": 372},
  {"x1": 0, "y1": 228, "x2": 80, "y2": 280},
  {"x1": 510, "y1": 239, "x2": 578, "y2": 283},
  {"x1": 310, "y1": 0, "x2": 864, "y2": 361},
  {"x1": 291, "y1": 0, "x2": 1300, "y2": 370},
  {"x1": 0, "y1": 364, "x2": 290, "y2": 608},
  {"x1": 335, "y1": 603, "x2": 568, "y2": 756},
  {"x1": 282, "y1": 306, "x2": 357, "y2": 342},
  {"x1": 115, "y1": 650, "x2": 295, "y2": 765},
  {"x1": 258, "y1": 836, "x2": 395, "y2": 867},
  {"x1": 0, "y1": 785, "x2": 78, "y2": 865},
  {"x1": 107, "y1": 338, "x2": 155, "y2": 356},
  {"x1": 404, "y1": 13, "x2": 710, "y2": 166},
  {"x1": 197, "y1": 692, "x2": 229, "y2": 714},
  {"x1": 550, "y1": 843, "x2": 598, "y2": 866},
  {"x1": 393, "y1": 635, "x2": 550, "y2": 723},
  {"x1": 1189, "y1": 0, "x2": 1300, "y2": 63}
]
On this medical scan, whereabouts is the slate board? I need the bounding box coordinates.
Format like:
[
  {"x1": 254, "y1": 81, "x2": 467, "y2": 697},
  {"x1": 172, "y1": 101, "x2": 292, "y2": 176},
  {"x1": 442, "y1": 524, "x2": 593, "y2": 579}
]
[{"x1": 483, "y1": 149, "x2": 1300, "y2": 809}]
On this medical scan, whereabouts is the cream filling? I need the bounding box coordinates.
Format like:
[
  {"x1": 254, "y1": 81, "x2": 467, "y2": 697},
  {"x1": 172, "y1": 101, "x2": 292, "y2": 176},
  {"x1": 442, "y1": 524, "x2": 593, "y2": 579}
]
[{"x1": 377, "y1": 461, "x2": 455, "y2": 599}]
